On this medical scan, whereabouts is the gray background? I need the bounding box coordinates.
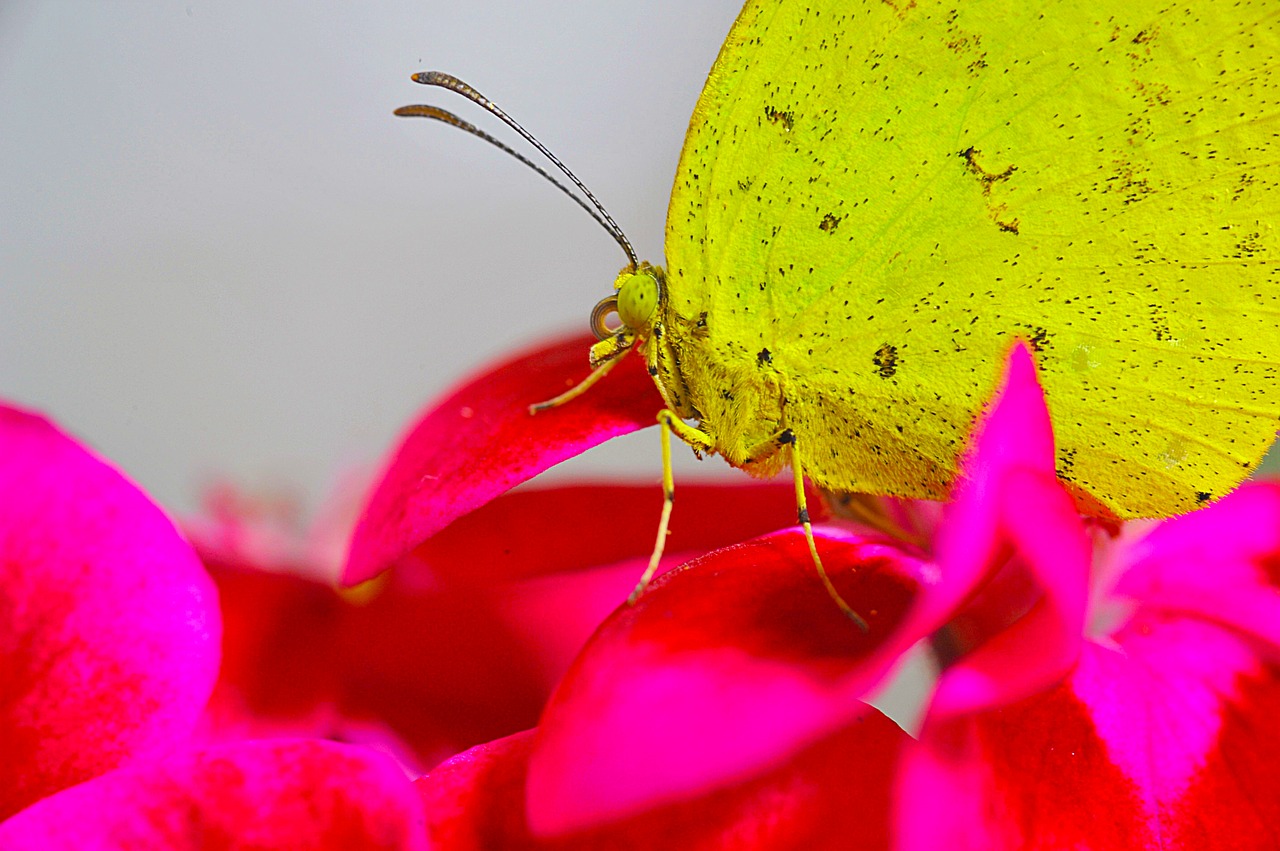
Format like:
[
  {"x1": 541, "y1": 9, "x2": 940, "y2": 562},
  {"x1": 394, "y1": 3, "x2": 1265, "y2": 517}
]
[
  {"x1": 1, "y1": 1, "x2": 745, "y2": 515},
  {"x1": 5, "y1": 2, "x2": 1274, "y2": 520}
]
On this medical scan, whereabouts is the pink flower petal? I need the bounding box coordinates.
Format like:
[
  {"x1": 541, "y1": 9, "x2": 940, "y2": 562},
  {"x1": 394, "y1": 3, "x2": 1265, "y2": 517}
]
[
  {"x1": 0, "y1": 404, "x2": 221, "y2": 820},
  {"x1": 0, "y1": 740, "x2": 428, "y2": 849},
  {"x1": 1113, "y1": 481, "x2": 1280, "y2": 648},
  {"x1": 919, "y1": 341, "x2": 1059, "y2": 632},
  {"x1": 344, "y1": 333, "x2": 664, "y2": 585},
  {"x1": 912, "y1": 342, "x2": 1090, "y2": 719},
  {"x1": 897, "y1": 611, "x2": 1280, "y2": 849},
  {"x1": 929, "y1": 468, "x2": 1090, "y2": 718},
  {"x1": 526, "y1": 528, "x2": 925, "y2": 835},
  {"x1": 420, "y1": 711, "x2": 906, "y2": 850}
]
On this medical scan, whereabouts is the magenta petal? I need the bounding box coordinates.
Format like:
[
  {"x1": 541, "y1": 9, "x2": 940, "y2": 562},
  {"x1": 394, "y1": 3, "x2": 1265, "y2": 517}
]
[
  {"x1": 525, "y1": 528, "x2": 924, "y2": 835},
  {"x1": 0, "y1": 405, "x2": 221, "y2": 820},
  {"x1": 0, "y1": 740, "x2": 428, "y2": 849},
  {"x1": 1114, "y1": 481, "x2": 1280, "y2": 648},
  {"x1": 914, "y1": 343, "x2": 1089, "y2": 717},
  {"x1": 898, "y1": 611, "x2": 1280, "y2": 849},
  {"x1": 344, "y1": 333, "x2": 664, "y2": 585},
  {"x1": 420, "y1": 713, "x2": 905, "y2": 850},
  {"x1": 930, "y1": 468, "x2": 1090, "y2": 718}
]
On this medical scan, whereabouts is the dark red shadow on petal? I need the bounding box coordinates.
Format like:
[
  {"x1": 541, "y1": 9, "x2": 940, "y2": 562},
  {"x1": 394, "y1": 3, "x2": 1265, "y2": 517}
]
[
  {"x1": 1173, "y1": 664, "x2": 1280, "y2": 847},
  {"x1": 420, "y1": 708, "x2": 906, "y2": 851},
  {"x1": 202, "y1": 560, "x2": 550, "y2": 772},
  {"x1": 410, "y1": 481, "x2": 808, "y2": 586},
  {"x1": 526, "y1": 528, "x2": 924, "y2": 835},
  {"x1": 899, "y1": 609, "x2": 1280, "y2": 850},
  {"x1": 0, "y1": 740, "x2": 427, "y2": 850},
  {"x1": 620, "y1": 534, "x2": 911, "y2": 670},
  {"x1": 344, "y1": 333, "x2": 664, "y2": 586},
  {"x1": 897, "y1": 676, "x2": 1151, "y2": 850},
  {"x1": 204, "y1": 481, "x2": 816, "y2": 769}
]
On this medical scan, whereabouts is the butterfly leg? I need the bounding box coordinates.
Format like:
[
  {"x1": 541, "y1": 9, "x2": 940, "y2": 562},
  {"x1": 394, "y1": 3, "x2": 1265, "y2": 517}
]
[
  {"x1": 626, "y1": 410, "x2": 680, "y2": 604},
  {"x1": 528, "y1": 345, "x2": 631, "y2": 413},
  {"x1": 783, "y1": 430, "x2": 869, "y2": 631}
]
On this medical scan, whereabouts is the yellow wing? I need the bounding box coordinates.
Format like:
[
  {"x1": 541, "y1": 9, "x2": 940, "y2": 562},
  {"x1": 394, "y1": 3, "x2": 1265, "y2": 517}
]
[{"x1": 663, "y1": 0, "x2": 1280, "y2": 517}]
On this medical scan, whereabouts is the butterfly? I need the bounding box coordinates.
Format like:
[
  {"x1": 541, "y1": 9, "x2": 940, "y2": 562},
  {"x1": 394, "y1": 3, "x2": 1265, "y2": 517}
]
[{"x1": 402, "y1": 0, "x2": 1279, "y2": 619}]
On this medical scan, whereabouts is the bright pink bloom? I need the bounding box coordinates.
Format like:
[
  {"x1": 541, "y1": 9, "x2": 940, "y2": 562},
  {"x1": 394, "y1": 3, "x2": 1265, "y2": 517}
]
[
  {"x1": 0, "y1": 404, "x2": 427, "y2": 848},
  {"x1": 0, "y1": 405, "x2": 220, "y2": 820},
  {"x1": 0, "y1": 740, "x2": 428, "y2": 850},
  {"x1": 898, "y1": 482, "x2": 1280, "y2": 849}
]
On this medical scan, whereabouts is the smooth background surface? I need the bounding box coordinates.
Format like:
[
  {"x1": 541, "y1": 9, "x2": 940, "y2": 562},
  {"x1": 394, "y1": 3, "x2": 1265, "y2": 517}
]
[
  {"x1": 5, "y1": 2, "x2": 1275, "y2": 520},
  {"x1": 1, "y1": 1, "x2": 745, "y2": 515}
]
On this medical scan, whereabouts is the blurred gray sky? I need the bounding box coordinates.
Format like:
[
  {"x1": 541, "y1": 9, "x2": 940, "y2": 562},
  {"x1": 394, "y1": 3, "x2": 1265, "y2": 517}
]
[{"x1": 0, "y1": 1, "x2": 744, "y2": 514}]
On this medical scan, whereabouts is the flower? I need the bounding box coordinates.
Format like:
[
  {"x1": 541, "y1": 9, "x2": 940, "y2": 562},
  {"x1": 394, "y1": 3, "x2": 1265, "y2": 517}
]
[
  {"x1": 7, "y1": 326, "x2": 1274, "y2": 847},
  {"x1": 349, "y1": 333, "x2": 1280, "y2": 848},
  {"x1": 191, "y1": 461, "x2": 810, "y2": 776},
  {"x1": 0, "y1": 404, "x2": 428, "y2": 849}
]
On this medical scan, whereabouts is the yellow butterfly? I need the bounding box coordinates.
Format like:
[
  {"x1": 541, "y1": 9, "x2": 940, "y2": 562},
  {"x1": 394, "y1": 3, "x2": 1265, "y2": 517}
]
[{"x1": 403, "y1": 0, "x2": 1279, "y2": 620}]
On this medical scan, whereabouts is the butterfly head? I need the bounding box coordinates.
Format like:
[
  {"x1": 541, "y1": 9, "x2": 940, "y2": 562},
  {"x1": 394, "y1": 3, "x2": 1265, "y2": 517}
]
[{"x1": 590, "y1": 262, "x2": 666, "y2": 341}]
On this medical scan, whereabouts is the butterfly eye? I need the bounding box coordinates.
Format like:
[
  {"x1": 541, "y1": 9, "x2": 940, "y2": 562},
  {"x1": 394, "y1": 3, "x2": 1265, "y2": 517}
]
[
  {"x1": 617, "y1": 272, "x2": 661, "y2": 331},
  {"x1": 590, "y1": 295, "x2": 621, "y2": 340}
]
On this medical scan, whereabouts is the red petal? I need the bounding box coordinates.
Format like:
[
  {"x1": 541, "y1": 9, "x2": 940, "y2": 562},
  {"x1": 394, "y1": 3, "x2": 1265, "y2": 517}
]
[
  {"x1": 201, "y1": 561, "x2": 550, "y2": 772},
  {"x1": 916, "y1": 343, "x2": 1090, "y2": 719},
  {"x1": 0, "y1": 740, "x2": 427, "y2": 849},
  {"x1": 410, "y1": 480, "x2": 803, "y2": 585},
  {"x1": 202, "y1": 481, "x2": 803, "y2": 771},
  {"x1": 419, "y1": 711, "x2": 906, "y2": 850},
  {"x1": 929, "y1": 468, "x2": 1090, "y2": 717},
  {"x1": 0, "y1": 405, "x2": 221, "y2": 820},
  {"x1": 344, "y1": 333, "x2": 664, "y2": 585},
  {"x1": 525, "y1": 528, "x2": 925, "y2": 834}
]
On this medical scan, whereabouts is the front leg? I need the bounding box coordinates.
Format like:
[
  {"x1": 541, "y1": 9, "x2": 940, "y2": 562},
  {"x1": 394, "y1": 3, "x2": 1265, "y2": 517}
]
[{"x1": 658, "y1": 409, "x2": 715, "y2": 457}]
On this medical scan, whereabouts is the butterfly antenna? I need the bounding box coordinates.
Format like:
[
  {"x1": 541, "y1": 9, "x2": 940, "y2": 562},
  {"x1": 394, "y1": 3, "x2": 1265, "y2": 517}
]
[
  {"x1": 394, "y1": 104, "x2": 621, "y2": 247},
  {"x1": 401, "y1": 71, "x2": 638, "y2": 269}
]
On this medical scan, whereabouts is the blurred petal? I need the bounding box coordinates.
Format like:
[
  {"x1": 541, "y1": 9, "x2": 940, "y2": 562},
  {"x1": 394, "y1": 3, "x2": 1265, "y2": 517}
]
[
  {"x1": 0, "y1": 740, "x2": 428, "y2": 850},
  {"x1": 929, "y1": 468, "x2": 1090, "y2": 718},
  {"x1": 421, "y1": 711, "x2": 906, "y2": 850},
  {"x1": 345, "y1": 333, "x2": 664, "y2": 585},
  {"x1": 0, "y1": 405, "x2": 221, "y2": 820},
  {"x1": 897, "y1": 612, "x2": 1280, "y2": 850},
  {"x1": 202, "y1": 481, "x2": 804, "y2": 770},
  {"x1": 921, "y1": 342, "x2": 1061, "y2": 633},
  {"x1": 1114, "y1": 481, "x2": 1280, "y2": 648},
  {"x1": 201, "y1": 561, "x2": 548, "y2": 772},
  {"x1": 919, "y1": 343, "x2": 1089, "y2": 720},
  {"x1": 526, "y1": 528, "x2": 925, "y2": 834}
]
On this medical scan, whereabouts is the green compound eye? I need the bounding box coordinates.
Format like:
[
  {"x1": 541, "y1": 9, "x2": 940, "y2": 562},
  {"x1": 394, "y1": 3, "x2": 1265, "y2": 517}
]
[{"x1": 616, "y1": 272, "x2": 660, "y2": 330}]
